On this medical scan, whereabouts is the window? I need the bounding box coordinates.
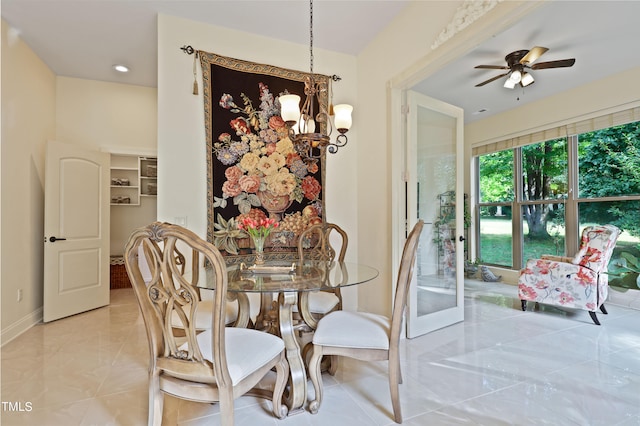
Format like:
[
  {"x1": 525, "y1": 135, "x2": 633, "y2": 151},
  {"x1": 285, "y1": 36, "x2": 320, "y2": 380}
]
[
  {"x1": 478, "y1": 150, "x2": 513, "y2": 266},
  {"x1": 476, "y1": 121, "x2": 640, "y2": 278}
]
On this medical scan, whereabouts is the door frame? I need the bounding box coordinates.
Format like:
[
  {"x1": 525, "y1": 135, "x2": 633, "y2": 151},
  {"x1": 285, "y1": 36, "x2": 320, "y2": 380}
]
[{"x1": 388, "y1": 2, "x2": 541, "y2": 337}]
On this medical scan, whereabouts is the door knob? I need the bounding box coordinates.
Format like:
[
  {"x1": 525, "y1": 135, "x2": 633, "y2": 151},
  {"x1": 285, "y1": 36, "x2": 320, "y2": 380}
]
[
  {"x1": 49, "y1": 236, "x2": 67, "y2": 242},
  {"x1": 459, "y1": 236, "x2": 466, "y2": 242}
]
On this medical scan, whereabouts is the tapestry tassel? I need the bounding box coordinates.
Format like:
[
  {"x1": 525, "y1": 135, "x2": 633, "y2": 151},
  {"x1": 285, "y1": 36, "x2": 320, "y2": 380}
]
[
  {"x1": 192, "y1": 51, "x2": 199, "y2": 95},
  {"x1": 328, "y1": 78, "x2": 334, "y2": 116}
]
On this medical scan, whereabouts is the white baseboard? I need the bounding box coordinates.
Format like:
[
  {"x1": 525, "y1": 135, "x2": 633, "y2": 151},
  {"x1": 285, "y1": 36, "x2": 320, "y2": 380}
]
[{"x1": 1, "y1": 308, "x2": 43, "y2": 347}]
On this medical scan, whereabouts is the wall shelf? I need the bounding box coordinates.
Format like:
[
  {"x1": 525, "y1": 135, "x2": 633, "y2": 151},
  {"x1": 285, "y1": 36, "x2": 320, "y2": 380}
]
[{"x1": 110, "y1": 155, "x2": 157, "y2": 205}]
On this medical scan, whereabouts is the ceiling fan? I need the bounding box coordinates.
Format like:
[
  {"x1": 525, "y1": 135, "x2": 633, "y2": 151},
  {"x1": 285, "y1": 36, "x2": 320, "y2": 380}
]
[{"x1": 474, "y1": 46, "x2": 575, "y2": 89}]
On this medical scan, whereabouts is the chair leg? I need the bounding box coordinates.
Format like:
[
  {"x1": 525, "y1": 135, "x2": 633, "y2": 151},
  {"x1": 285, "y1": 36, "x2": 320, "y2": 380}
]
[
  {"x1": 219, "y1": 391, "x2": 234, "y2": 426},
  {"x1": 308, "y1": 347, "x2": 324, "y2": 414},
  {"x1": 521, "y1": 300, "x2": 527, "y2": 311},
  {"x1": 149, "y1": 370, "x2": 163, "y2": 426},
  {"x1": 389, "y1": 357, "x2": 403, "y2": 423},
  {"x1": 588, "y1": 311, "x2": 601, "y2": 326},
  {"x1": 328, "y1": 355, "x2": 338, "y2": 376},
  {"x1": 272, "y1": 353, "x2": 289, "y2": 419},
  {"x1": 600, "y1": 304, "x2": 608, "y2": 315}
]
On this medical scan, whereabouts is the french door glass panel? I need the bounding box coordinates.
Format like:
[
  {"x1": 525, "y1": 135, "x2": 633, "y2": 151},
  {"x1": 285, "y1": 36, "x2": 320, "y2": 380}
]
[{"x1": 406, "y1": 91, "x2": 464, "y2": 338}]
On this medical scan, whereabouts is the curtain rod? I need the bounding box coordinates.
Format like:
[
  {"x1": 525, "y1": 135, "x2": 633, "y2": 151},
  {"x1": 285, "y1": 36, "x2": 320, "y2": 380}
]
[{"x1": 179, "y1": 45, "x2": 342, "y2": 82}]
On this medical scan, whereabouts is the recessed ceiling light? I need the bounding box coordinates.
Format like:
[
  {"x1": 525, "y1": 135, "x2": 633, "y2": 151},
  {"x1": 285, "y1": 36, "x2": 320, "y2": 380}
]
[
  {"x1": 113, "y1": 64, "x2": 129, "y2": 73},
  {"x1": 472, "y1": 108, "x2": 488, "y2": 115}
]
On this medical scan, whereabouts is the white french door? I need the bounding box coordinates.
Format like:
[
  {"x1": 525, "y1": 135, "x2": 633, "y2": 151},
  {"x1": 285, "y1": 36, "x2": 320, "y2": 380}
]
[{"x1": 406, "y1": 91, "x2": 464, "y2": 338}]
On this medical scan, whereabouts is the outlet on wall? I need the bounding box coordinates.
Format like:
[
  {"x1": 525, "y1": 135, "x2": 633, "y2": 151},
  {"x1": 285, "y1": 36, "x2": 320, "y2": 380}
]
[{"x1": 17, "y1": 289, "x2": 23, "y2": 302}]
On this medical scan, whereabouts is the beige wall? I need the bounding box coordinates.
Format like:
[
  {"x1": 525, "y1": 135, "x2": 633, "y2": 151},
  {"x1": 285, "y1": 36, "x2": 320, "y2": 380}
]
[
  {"x1": 56, "y1": 77, "x2": 157, "y2": 153},
  {"x1": 1, "y1": 22, "x2": 158, "y2": 341},
  {"x1": 156, "y1": 14, "x2": 360, "y2": 310},
  {"x1": 1, "y1": 19, "x2": 56, "y2": 341},
  {"x1": 56, "y1": 77, "x2": 158, "y2": 256},
  {"x1": 355, "y1": 1, "x2": 462, "y2": 315}
]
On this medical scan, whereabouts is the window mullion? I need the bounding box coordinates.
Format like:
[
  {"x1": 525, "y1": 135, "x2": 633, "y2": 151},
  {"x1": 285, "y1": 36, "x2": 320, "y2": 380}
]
[
  {"x1": 513, "y1": 147, "x2": 523, "y2": 269},
  {"x1": 565, "y1": 135, "x2": 579, "y2": 255}
]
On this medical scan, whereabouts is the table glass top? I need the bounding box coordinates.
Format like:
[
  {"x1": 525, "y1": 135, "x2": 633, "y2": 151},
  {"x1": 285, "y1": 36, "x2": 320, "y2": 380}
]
[{"x1": 194, "y1": 261, "x2": 378, "y2": 293}]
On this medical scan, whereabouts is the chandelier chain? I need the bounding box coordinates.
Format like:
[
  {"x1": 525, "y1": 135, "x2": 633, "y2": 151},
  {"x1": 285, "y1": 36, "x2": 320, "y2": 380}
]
[{"x1": 309, "y1": 0, "x2": 314, "y2": 75}]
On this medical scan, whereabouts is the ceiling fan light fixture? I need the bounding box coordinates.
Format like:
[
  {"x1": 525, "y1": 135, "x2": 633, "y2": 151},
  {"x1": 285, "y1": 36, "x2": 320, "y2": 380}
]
[
  {"x1": 504, "y1": 78, "x2": 516, "y2": 89},
  {"x1": 521, "y1": 72, "x2": 534, "y2": 87},
  {"x1": 509, "y1": 69, "x2": 522, "y2": 83}
]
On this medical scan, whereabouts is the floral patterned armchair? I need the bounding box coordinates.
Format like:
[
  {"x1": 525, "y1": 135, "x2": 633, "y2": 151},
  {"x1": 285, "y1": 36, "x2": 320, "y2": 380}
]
[{"x1": 518, "y1": 224, "x2": 621, "y2": 325}]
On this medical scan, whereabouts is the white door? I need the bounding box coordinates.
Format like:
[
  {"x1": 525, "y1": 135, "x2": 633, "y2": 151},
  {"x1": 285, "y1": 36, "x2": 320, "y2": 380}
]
[
  {"x1": 406, "y1": 91, "x2": 464, "y2": 338},
  {"x1": 44, "y1": 141, "x2": 110, "y2": 322}
]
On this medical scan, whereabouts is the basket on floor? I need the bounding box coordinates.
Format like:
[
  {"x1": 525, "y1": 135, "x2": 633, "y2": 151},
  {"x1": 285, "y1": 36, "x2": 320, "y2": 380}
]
[{"x1": 110, "y1": 256, "x2": 131, "y2": 289}]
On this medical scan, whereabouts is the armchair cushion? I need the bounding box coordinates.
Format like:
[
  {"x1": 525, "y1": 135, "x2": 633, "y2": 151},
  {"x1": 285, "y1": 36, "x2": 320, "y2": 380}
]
[
  {"x1": 519, "y1": 258, "x2": 599, "y2": 310},
  {"x1": 571, "y1": 225, "x2": 621, "y2": 271}
]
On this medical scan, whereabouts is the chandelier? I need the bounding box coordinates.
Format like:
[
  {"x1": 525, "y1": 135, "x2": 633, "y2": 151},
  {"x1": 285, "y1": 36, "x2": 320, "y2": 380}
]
[{"x1": 279, "y1": 0, "x2": 353, "y2": 159}]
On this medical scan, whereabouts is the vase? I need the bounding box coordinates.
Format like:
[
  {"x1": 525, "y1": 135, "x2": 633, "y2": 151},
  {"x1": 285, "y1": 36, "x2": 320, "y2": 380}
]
[
  {"x1": 253, "y1": 235, "x2": 266, "y2": 265},
  {"x1": 257, "y1": 190, "x2": 293, "y2": 221}
]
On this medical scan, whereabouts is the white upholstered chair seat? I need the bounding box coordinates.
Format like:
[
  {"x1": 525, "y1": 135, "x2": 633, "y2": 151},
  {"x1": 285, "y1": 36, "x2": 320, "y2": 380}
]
[
  {"x1": 170, "y1": 300, "x2": 238, "y2": 329},
  {"x1": 180, "y1": 327, "x2": 285, "y2": 385},
  {"x1": 292, "y1": 291, "x2": 339, "y2": 315},
  {"x1": 313, "y1": 311, "x2": 390, "y2": 350}
]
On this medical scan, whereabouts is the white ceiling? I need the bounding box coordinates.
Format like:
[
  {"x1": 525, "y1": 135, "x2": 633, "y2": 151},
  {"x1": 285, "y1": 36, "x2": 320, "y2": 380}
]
[
  {"x1": 1, "y1": 0, "x2": 410, "y2": 87},
  {"x1": 3, "y1": 1, "x2": 640, "y2": 124},
  {"x1": 417, "y1": 1, "x2": 640, "y2": 123}
]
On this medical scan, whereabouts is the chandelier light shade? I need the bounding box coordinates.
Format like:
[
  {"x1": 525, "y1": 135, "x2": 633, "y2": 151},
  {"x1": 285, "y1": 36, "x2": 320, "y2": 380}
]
[
  {"x1": 280, "y1": 0, "x2": 353, "y2": 158},
  {"x1": 333, "y1": 104, "x2": 353, "y2": 132},
  {"x1": 280, "y1": 94, "x2": 301, "y2": 123}
]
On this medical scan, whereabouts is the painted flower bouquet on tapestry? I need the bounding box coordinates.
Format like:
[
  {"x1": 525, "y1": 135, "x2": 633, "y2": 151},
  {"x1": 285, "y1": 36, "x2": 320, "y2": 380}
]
[{"x1": 212, "y1": 82, "x2": 323, "y2": 254}]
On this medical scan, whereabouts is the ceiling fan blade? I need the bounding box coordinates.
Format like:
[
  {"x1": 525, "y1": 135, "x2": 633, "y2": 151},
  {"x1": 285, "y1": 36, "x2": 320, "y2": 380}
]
[
  {"x1": 531, "y1": 58, "x2": 576, "y2": 70},
  {"x1": 520, "y1": 46, "x2": 549, "y2": 64},
  {"x1": 475, "y1": 65, "x2": 509, "y2": 70},
  {"x1": 475, "y1": 72, "x2": 509, "y2": 87}
]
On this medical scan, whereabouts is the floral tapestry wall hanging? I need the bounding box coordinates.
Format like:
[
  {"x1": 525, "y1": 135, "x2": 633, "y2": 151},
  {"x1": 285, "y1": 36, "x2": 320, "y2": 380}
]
[{"x1": 199, "y1": 52, "x2": 329, "y2": 259}]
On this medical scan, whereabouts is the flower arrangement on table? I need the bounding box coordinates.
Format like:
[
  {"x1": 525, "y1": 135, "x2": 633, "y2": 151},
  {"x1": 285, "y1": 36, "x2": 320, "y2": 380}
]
[
  {"x1": 237, "y1": 217, "x2": 279, "y2": 264},
  {"x1": 211, "y1": 82, "x2": 323, "y2": 255}
]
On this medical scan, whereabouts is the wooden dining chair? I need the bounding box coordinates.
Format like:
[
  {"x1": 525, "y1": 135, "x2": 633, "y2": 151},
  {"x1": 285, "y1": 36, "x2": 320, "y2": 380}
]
[
  {"x1": 296, "y1": 222, "x2": 348, "y2": 329},
  {"x1": 307, "y1": 220, "x2": 424, "y2": 424},
  {"x1": 124, "y1": 222, "x2": 289, "y2": 426},
  {"x1": 137, "y1": 242, "x2": 251, "y2": 329}
]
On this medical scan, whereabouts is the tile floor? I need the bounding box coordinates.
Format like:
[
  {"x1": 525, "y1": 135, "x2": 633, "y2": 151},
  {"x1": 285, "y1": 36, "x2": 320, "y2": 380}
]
[{"x1": 2, "y1": 281, "x2": 640, "y2": 425}]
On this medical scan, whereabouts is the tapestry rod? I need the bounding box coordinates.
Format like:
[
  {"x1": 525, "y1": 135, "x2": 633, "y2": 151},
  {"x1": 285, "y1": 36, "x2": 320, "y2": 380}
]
[
  {"x1": 180, "y1": 45, "x2": 195, "y2": 55},
  {"x1": 180, "y1": 45, "x2": 341, "y2": 82}
]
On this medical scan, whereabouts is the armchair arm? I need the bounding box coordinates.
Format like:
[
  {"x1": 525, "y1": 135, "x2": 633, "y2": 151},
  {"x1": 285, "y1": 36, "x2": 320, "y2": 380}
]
[
  {"x1": 522, "y1": 258, "x2": 598, "y2": 283},
  {"x1": 541, "y1": 254, "x2": 574, "y2": 263}
]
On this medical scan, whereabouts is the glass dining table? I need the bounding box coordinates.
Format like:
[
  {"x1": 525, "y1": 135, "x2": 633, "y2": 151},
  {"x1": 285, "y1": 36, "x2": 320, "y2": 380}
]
[{"x1": 195, "y1": 259, "x2": 379, "y2": 415}]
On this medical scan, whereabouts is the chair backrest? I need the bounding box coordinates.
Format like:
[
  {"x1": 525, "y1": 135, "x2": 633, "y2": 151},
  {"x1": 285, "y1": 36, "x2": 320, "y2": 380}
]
[
  {"x1": 390, "y1": 220, "x2": 424, "y2": 346},
  {"x1": 124, "y1": 222, "x2": 233, "y2": 388},
  {"x1": 572, "y1": 224, "x2": 621, "y2": 272},
  {"x1": 297, "y1": 222, "x2": 348, "y2": 262}
]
